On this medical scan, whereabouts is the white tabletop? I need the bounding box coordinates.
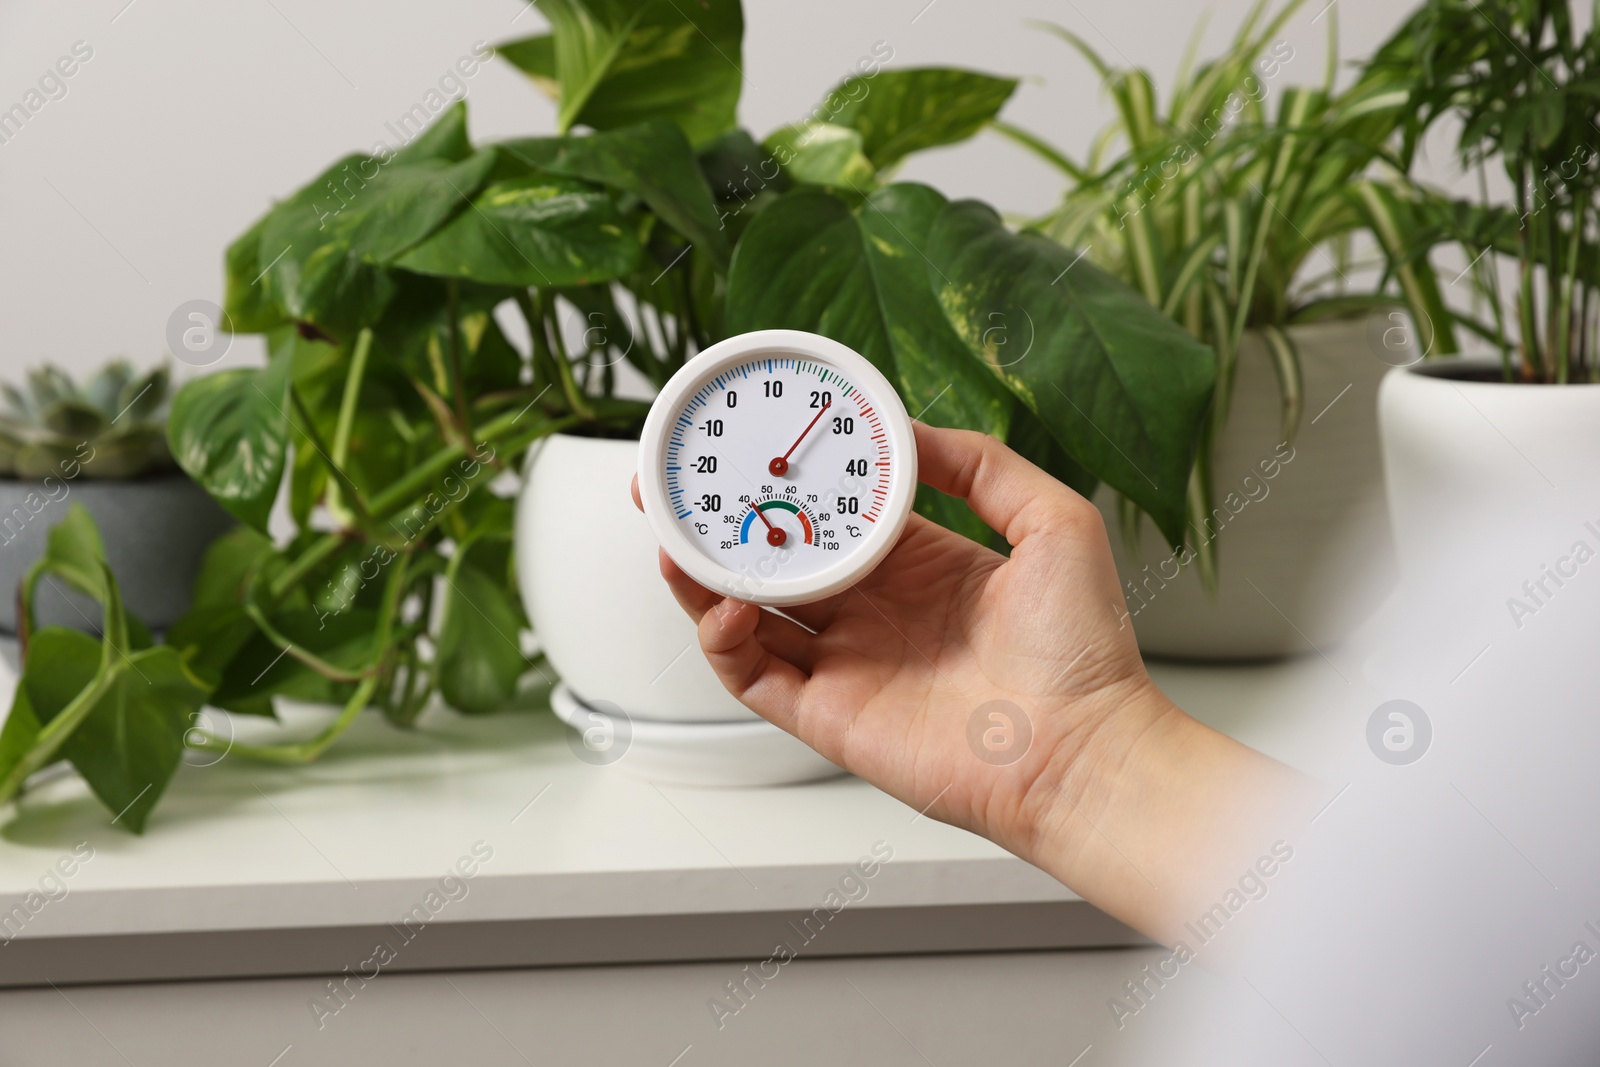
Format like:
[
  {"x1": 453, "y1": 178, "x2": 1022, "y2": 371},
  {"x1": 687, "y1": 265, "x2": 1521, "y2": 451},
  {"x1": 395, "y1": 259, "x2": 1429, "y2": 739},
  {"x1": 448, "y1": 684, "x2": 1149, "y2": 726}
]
[{"x1": 0, "y1": 639, "x2": 1342, "y2": 986}]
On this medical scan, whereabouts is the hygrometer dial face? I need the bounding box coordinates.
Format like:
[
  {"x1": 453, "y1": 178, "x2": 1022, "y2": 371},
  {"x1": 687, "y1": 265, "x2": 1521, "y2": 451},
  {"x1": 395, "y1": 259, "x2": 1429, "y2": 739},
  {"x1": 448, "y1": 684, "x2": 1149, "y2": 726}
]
[{"x1": 638, "y1": 331, "x2": 917, "y2": 607}]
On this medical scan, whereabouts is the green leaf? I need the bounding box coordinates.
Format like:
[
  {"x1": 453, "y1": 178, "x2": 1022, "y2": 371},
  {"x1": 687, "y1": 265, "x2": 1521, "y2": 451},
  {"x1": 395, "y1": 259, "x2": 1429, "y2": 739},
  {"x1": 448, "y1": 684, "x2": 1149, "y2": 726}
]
[
  {"x1": 82, "y1": 360, "x2": 135, "y2": 417},
  {"x1": 532, "y1": 0, "x2": 743, "y2": 146},
  {"x1": 1257, "y1": 325, "x2": 1302, "y2": 443},
  {"x1": 500, "y1": 120, "x2": 730, "y2": 264},
  {"x1": 208, "y1": 607, "x2": 378, "y2": 711},
  {"x1": 18, "y1": 628, "x2": 100, "y2": 744},
  {"x1": 1006, "y1": 404, "x2": 1099, "y2": 500},
  {"x1": 437, "y1": 538, "x2": 528, "y2": 715},
  {"x1": 824, "y1": 68, "x2": 1018, "y2": 170},
  {"x1": 258, "y1": 145, "x2": 498, "y2": 338},
  {"x1": 391, "y1": 100, "x2": 477, "y2": 165},
  {"x1": 115, "y1": 364, "x2": 170, "y2": 423},
  {"x1": 39, "y1": 399, "x2": 104, "y2": 440},
  {"x1": 0, "y1": 686, "x2": 47, "y2": 789},
  {"x1": 926, "y1": 200, "x2": 1216, "y2": 547},
  {"x1": 763, "y1": 123, "x2": 876, "y2": 188},
  {"x1": 499, "y1": 32, "x2": 559, "y2": 96},
  {"x1": 38, "y1": 503, "x2": 108, "y2": 602},
  {"x1": 167, "y1": 355, "x2": 292, "y2": 533},
  {"x1": 27, "y1": 366, "x2": 79, "y2": 411},
  {"x1": 23, "y1": 629, "x2": 207, "y2": 834},
  {"x1": 395, "y1": 171, "x2": 643, "y2": 287},
  {"x1": 67, "y1": 646, "x2": 207, "y2": 832},
  {"x1": 189, "y1": 525, "x2": 279, "y2": 609},
  {"x1": 224, "y1": 211, "x2": 292, "y2": 335},
  {"x1": 164, "y1": 604, "x2": 260, "y2": 696},
  {"x1": 727, "y1": 185, "x2": 1013, "y2": 442},
  {"x1": 3, "y1": 560, "x2": 201, "y2": 832}
]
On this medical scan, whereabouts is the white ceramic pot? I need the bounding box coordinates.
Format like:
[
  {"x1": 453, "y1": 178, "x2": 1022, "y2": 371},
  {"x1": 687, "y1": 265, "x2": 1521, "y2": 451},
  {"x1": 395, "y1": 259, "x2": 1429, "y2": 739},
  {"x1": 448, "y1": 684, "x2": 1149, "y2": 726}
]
[
  {"x1": 1097, "y1": 318, "x2": 1396, "y2": 660},
  {"x1": 1379, "y1": 358, "x2": 1600, "y2": 574},
  {"x1": 516, "y1": 433, "x2": 757, "y2": 722}
]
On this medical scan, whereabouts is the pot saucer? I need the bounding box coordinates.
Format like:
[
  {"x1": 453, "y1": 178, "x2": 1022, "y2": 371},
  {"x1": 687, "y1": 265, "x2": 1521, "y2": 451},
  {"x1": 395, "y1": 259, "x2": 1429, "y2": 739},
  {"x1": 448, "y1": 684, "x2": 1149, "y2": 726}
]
[{"x1": 549, "y1": 684, "x2": 844, "y2": 788}]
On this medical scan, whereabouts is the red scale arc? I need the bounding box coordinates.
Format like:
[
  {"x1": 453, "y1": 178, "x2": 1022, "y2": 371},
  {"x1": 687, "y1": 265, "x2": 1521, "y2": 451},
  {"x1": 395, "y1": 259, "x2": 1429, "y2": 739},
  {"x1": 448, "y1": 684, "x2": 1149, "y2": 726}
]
[{"x1": 852, "y1": 393, "x2": 886, "y2": 521}]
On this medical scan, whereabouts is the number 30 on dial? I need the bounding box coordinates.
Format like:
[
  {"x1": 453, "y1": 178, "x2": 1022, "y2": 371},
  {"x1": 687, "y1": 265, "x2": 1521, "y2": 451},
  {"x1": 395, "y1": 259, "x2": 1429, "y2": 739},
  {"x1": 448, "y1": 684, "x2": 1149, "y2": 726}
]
[{"x1": 637, "y1": 330, "x2": 918, "y2": 607}]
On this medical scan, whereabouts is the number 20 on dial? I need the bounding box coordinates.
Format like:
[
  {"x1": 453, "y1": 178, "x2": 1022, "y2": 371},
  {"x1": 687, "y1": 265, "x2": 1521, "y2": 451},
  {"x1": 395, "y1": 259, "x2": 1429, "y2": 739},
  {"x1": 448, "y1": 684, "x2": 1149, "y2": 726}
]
[{"x1": 637, "y1": 330, "x2": 918, "y2": 606}]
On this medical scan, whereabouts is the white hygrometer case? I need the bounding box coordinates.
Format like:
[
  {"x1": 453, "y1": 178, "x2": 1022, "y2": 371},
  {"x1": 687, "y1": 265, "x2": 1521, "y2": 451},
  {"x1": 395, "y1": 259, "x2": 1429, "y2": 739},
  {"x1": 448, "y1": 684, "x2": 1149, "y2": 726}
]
[{"x1": 638, "y1": 330, "x2": 919, "y2": 607}]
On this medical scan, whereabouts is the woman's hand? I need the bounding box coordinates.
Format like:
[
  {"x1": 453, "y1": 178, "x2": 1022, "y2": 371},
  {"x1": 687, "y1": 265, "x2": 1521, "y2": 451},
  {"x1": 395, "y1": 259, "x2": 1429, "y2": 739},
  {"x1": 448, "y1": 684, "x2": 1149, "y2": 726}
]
[{"x1": 634, "y1": 422, "x2": 1313, "y2": 943}]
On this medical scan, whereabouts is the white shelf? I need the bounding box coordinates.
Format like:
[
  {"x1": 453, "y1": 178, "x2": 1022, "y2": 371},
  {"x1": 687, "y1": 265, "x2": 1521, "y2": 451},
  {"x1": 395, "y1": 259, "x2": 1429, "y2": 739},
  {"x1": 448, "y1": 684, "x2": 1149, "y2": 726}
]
[{"x1": 0, "y1": 639, "x2": 1335, "y2": 986}]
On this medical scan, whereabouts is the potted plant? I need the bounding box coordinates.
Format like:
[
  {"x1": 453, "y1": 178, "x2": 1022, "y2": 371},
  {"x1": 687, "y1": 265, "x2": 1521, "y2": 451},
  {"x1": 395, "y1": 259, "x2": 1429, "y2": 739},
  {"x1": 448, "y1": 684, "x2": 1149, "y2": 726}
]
[
  {"x1": 0, "y1": 360, "x2": 232, "y2": 637},
  {"x1": 501, "y1": 0, "x2": 1213, "y2": 759},
  {"x1": 1368, "y1": 0, "x2": 1600, "y2": 570},
  {"x1": 0, "y1": 0, "x2": 1220, "y2": 828},
  {"x1": 1005, "y1": 0, "x2": 1463, "y2": 658}
]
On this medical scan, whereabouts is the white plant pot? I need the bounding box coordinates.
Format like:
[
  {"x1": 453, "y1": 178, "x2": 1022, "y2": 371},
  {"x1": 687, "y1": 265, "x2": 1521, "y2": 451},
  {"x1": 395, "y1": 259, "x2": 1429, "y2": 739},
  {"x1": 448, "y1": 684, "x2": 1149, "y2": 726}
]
[
  {"x1": 515, "y1": 432, "x2": 842, "y2": 785},
  {"x1": 516, "y1": 433, "x2": 757, "y2": 721},
  {"x1": 1379, "y1": 358, "x2": 1600, "y2": 574},
  {"x1": 1097, "y1": 318, "x2": 1396, "y2": 660}
]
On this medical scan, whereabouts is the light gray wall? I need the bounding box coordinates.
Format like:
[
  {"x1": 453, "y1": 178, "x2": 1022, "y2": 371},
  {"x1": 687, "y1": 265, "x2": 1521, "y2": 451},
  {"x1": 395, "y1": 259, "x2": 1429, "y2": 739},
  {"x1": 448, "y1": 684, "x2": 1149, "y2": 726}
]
[{"x1": 0, "y1": 0, "x2": 1414, "y2": 384}]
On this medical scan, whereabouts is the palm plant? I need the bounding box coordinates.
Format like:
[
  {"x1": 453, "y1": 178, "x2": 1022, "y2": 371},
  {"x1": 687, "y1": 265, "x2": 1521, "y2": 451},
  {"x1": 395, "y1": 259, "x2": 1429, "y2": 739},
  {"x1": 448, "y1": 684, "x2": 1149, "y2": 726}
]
[
  {"x1": 1001, "y1": 0, "x2": 1461, "y2": 581},
  {"x1": 1370, "y1": 0, "x2": 1600, "y2": 383}
]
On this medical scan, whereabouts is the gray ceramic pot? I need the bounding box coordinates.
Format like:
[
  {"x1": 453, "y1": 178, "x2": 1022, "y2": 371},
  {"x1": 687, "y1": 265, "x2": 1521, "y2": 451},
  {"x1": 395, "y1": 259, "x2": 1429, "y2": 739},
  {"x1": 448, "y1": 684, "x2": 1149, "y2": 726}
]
[{"x1": 0, "y1": 472, "x2": 235, "y2": 634}]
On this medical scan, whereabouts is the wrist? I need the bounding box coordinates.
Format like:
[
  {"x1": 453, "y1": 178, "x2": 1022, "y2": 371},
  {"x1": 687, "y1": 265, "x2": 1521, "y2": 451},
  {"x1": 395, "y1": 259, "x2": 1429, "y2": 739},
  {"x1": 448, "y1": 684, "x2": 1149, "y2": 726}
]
[
  {"x1": 1009, "y1": 671, "x2": 1182, "y2": 868},
  {"x1": 1017, "y1": 672, "x2": 1316, "y2": 945},
  {"x1": 1015, "y1": 672, "x2": 1203, "y2": 933}
]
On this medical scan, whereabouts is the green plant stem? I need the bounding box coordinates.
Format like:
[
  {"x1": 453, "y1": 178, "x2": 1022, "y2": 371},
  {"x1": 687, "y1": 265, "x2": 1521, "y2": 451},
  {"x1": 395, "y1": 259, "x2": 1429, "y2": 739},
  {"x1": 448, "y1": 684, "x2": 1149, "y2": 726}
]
[
  {"x1": 200, "y1": 552, "x2": 413, "y2": 764},
  {"x1": 540, "y1": 297, "x2": 595, "y2": 420},
  {"x1": 515, "y1": 290, "x2": 563, "y2": 401},
  {"x1": 328, "y1": 328, "x2": 373, "y2": 522},
  {"x1": 445, "y1": 282, "x2": 476, "y2": 442},
  {"x1": 264, "y1": 408, "x2": 581, "y2": 603},
  {"x1": 242, "y1": 598, "x2": 374, "y2": 682},
  {"x1": 1556, "y1": 198, "x2": 1582, "y2": 384},
  {"x1": 197, "y1": 675, "x2": 381, "y2": 765},
  {"x1": 289, "y1": 386, "x2": 371, "y2": 524}
]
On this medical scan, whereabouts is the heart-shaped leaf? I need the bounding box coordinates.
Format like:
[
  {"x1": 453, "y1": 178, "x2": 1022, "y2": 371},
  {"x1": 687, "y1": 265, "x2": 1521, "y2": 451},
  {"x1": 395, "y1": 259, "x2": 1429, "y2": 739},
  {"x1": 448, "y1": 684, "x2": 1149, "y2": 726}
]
[
  {"x1": 23, "y1": 627, "x2": 208, "y2": 833},
  {"x1": 824, "y1": 68, "x2": 1018, "y2": 170},
  {"x1": 2, "y1": 553, "x2": 202, "y2": 832},
  {"x1": 167, "y1": 355, "x2": 292, "y2": 533},
  {"x1": 500, "y1": 120, "x2": 729, "y2": 264},
  {"x1": 257, "y1": 145, "x2": 498, "y2": 338},
  {"x1": 395, "y1": 170, "x2": 643, "y2": 287}
]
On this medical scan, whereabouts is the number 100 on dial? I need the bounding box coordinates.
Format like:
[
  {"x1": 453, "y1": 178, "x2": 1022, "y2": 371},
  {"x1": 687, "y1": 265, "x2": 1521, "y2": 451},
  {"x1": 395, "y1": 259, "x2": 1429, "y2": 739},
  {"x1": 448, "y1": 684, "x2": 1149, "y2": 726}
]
[{"x1": 638, "y1": 330, "x2": 918, "y2": 607}]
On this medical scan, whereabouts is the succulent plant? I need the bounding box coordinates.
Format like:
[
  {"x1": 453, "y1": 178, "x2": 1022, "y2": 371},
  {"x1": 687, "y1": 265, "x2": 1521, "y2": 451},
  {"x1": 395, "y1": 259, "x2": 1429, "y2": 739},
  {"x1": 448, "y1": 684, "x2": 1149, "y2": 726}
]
[{"x1": 0, "y1": 360, "x2": 174, "y2": 480}]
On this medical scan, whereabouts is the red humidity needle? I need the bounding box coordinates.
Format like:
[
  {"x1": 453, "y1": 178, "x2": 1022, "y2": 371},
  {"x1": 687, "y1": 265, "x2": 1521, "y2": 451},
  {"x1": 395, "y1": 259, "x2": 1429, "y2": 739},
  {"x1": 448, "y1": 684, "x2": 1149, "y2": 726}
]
[
  {"x1": 769, "y1": 401, "x2": 830, "y2": 478},
  {"x1": 751, "y1": 502, "x2": 786, "y2": 546}
]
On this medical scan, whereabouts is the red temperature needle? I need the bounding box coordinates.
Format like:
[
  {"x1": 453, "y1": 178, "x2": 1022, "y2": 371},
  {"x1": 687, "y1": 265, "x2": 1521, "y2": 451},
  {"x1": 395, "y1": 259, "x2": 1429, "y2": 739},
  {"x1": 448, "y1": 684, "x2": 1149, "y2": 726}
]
[
  {"x1": 769, "y1": 401, "x2": 830, "y2": 477},
  {"x1": 750, "y1": 503, "x2": 786, "y2": 546}
]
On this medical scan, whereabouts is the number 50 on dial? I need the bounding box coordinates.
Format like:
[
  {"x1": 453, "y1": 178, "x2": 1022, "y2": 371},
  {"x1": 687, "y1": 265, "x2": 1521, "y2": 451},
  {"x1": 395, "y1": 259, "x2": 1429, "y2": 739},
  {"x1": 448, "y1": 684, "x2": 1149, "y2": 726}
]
[{"x1": 637, "y1": 330, "x2": 918, "y2": 607}]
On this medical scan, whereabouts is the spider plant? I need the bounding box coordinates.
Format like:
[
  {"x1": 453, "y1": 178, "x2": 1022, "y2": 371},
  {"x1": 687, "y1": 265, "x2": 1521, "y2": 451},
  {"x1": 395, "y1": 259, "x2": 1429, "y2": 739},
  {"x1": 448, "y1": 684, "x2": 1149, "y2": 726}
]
[{"x1": 1000, "y1": 0, "x2": 1462, "y2": 583}]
